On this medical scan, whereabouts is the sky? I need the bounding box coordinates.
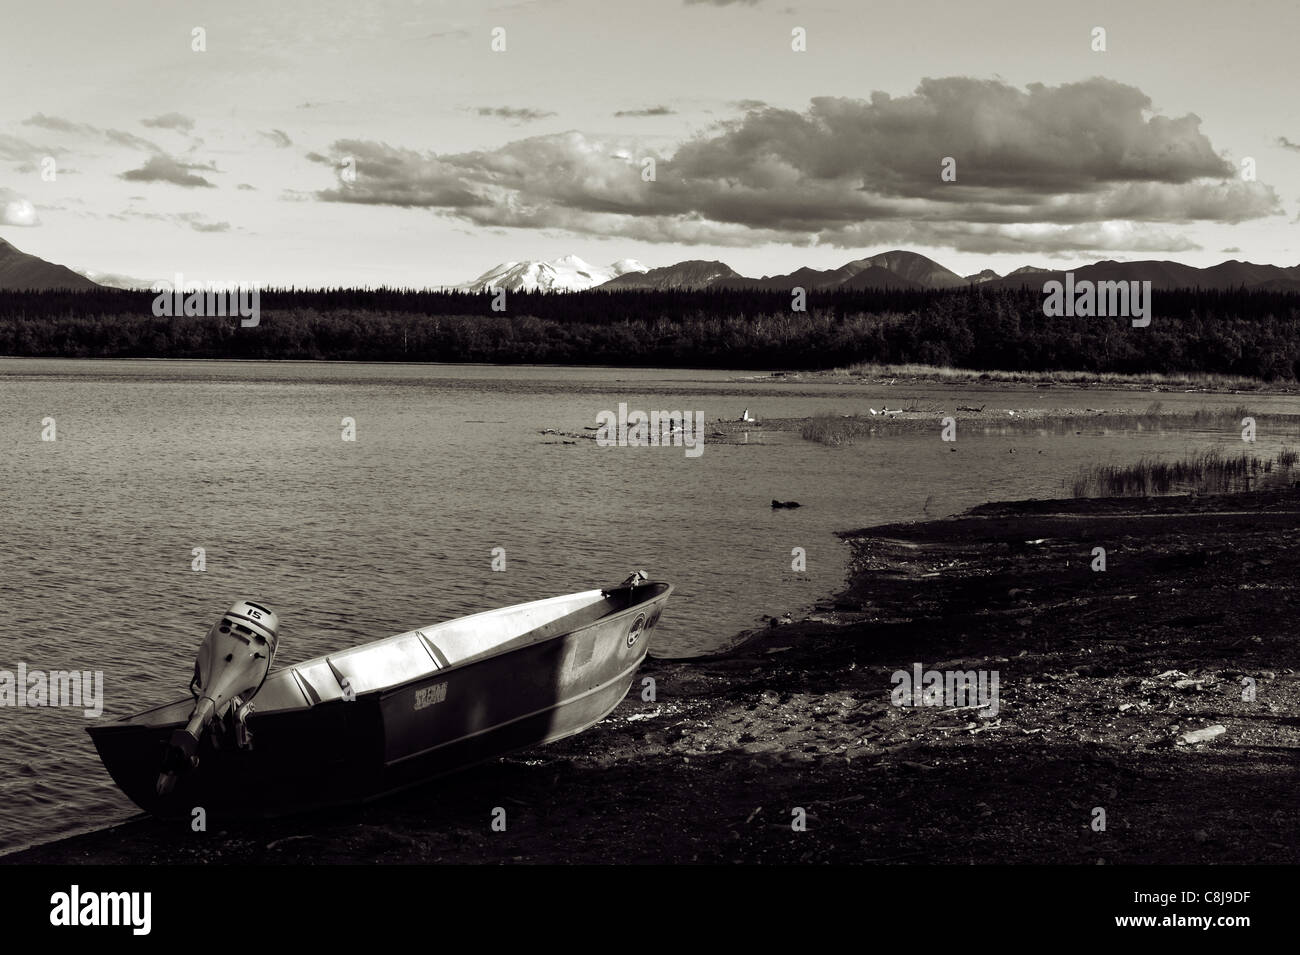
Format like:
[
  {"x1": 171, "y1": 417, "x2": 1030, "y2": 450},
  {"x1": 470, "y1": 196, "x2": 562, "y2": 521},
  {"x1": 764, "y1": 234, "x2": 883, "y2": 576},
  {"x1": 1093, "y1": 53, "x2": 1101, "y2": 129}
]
[{"x1": 2, "y1": 0, "x2": 1298, "y2": 288}]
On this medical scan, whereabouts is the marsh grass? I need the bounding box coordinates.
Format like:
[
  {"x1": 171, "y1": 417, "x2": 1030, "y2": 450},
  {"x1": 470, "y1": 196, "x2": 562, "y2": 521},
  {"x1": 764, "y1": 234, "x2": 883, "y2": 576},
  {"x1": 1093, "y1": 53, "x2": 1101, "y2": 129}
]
[
  {"x1": 1059, "y1": 404, "x2": 1257, "y2": 433},
  {"x1": 827, "y1": 362, "x2": 1275, "y2": 391},
  {"x1": 801, "y1": 414, "x2": 876, "y2": 446},
  {"x1": 1069, "y1": 447, "x2": 1298, "y2": 497}
]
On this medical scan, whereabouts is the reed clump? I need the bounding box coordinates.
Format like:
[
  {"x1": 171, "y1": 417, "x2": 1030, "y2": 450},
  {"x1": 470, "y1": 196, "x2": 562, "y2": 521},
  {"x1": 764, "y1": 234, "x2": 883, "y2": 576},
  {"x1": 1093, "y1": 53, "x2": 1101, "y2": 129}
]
[
  {"x1": 800, "y1": 414, "x2": 876, "y2": 446},
  {"x1": 1069, "y1": 447, "x2": 1299, "y2": 497}
]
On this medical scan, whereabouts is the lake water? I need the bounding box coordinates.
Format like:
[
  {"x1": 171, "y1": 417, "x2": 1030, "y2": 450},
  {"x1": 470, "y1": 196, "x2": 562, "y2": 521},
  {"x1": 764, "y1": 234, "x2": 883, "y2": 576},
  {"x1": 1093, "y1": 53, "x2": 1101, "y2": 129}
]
[{"x1": 0, "y1": 358, "x2": 1293, "y2": 853}]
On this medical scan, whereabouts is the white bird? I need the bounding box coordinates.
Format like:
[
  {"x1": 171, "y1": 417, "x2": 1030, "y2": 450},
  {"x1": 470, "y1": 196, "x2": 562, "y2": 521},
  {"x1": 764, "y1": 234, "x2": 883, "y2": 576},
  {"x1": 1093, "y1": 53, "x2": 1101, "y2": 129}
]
[{"x1": 740, "y1": 408, "x2": 756, "y2": 422}]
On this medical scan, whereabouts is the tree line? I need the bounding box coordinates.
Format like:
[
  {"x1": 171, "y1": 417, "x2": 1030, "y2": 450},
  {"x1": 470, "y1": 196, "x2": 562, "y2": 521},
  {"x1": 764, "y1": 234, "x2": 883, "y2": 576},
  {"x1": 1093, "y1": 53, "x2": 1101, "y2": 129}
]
[{"x1": 1, "y1": 286, "x2": 1299, "y2": 379}]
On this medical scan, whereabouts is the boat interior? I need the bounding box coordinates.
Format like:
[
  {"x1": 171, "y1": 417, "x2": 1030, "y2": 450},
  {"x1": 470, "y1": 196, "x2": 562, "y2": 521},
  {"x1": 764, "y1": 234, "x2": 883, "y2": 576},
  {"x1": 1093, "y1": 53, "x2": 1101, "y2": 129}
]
[{"x1": 109, "y1": 582, "x2": 670, "y2": 726}]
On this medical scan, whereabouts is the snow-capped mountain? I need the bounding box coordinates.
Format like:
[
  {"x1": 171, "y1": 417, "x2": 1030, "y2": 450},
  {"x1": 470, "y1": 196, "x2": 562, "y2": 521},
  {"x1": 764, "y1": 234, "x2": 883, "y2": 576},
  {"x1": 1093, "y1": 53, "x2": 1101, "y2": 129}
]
[{"x1": 457, "y1": 254, "x2": 648, "y2": 292}]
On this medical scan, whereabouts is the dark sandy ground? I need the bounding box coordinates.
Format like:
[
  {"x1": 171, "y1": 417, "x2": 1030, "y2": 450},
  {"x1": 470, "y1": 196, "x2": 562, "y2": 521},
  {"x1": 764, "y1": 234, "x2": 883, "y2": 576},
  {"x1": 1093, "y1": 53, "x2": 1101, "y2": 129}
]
[{"x1": 7, "y1": 488, "x2": 1298, "y2": 864}]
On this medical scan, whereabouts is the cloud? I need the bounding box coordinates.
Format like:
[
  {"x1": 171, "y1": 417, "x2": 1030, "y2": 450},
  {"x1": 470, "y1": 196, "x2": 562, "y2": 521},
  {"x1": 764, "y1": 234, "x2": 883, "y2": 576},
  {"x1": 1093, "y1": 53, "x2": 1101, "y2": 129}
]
[
  {"x1": 0, "y1": 188, "x2": 39, "y2": 226},
  {"x1": 0, "y1": 133, "x2": 60, "y2": 162},
  {"x1": 310, "y1": 140, "x2": 482, "y2": 208},
  {"x1": 672, "y1": 78, "x2": 1236, "y2": 198},
  {"x1": 120, "y1": 154, "x2": 217, "y2": 187},
  {"x1": 142, "y1": 112, "x2": 196, "y2": 132},
  {"x1": 175, "y1": 212, "x2": 231, "y2": 232},
  {"x1": 236, "y1": 183, "x2": 257, "y2": 191},
  {"x1": 1278, "y1": 136, "x2": 1300, "y2": 153},
  {"x1": 309, "y1": 77, "x2": 1281, "y2": 253},
  {"x1": 108, "y1": 208, "x2": 233, "y2": 232},
  {"x1": 819, "y1": 220, "x2": 1202, "y2": 255},
  {"x1": 105, "y1": 129, "x2": 162, "y2": 152},
  {"x1": 1221, "y1": 246, "x2": 1242, "y2": 253},
  {"x1": 22, "y1": 114, "x2": 160, "y2": 152},
  {"x1": 614, "y1": 106, "x2": 676, "y2": 117},
  {"x1": 23, "y1": 113, "x2": 96, "y2": 135},
  {"x1": 259, "y1": 129, "x2": 294, "y2": 148},
  {"x1": 474, "y1": 107, "x2": 556, "y2": 122}
]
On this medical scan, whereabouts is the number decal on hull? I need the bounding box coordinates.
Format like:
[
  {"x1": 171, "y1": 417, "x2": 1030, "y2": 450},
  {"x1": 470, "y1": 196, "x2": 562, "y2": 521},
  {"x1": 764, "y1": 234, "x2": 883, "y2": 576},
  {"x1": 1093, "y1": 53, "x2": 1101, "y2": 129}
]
[{"x1": 414, "y1": 682, "x2": 448, "y2": 710}]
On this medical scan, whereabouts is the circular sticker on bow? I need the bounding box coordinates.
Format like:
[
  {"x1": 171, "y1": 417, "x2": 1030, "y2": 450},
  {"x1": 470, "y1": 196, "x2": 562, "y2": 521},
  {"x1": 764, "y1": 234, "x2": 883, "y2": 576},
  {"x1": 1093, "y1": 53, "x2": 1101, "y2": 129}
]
[{"x1": 626, "y1": 612, "x2": 647, "y2": 648}]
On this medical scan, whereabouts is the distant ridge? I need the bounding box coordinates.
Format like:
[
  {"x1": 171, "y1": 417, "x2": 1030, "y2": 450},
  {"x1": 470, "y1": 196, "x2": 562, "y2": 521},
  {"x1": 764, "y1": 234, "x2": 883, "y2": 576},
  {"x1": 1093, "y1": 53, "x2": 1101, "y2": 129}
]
[
  {"x1": 605, "y1": 253, "x2": 1300, "y2": 293},
  {"x1": 598, "y1": 250, "x2": 960, "y2": 291},
  {"x1": 592, "y1": 250, "x2": 1300, "y2": 294},
  {"x1": 0, "y1": 237, "x2": 101, "y2": 290},
  {"x1": 858, "y1": 250, "x2": 966, "y2": 288},
  {"x1": 837, "y1": 265, "x2": 924, "y2": 290},
  {"x1": 984, "y1": 259, "x2": 1300, "y2": 291},
  {"x1": 599, "y1": 260, "x2": 744, "y2": 290}
]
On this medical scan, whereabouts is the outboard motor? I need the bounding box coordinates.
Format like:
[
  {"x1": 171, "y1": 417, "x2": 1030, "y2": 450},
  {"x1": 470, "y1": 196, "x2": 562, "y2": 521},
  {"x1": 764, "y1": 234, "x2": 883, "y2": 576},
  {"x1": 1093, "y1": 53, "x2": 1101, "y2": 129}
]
[{"x1": 156, "y1": 600, "x2": 279, "y2": 795}]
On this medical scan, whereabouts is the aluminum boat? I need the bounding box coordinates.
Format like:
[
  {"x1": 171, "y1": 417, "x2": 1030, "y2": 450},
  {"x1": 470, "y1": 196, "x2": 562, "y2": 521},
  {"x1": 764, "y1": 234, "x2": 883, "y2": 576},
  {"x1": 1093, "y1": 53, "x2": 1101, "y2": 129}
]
[{"x1": 87, "y1": 575, "x2": 672, "y2": 818}]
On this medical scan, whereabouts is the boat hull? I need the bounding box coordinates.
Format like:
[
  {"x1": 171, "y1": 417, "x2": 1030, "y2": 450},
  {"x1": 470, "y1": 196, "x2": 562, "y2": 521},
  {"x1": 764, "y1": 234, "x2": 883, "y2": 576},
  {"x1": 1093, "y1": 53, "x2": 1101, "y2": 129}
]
[{"x1": 87, "y1": 583, "x2": 670, "y2": 819}]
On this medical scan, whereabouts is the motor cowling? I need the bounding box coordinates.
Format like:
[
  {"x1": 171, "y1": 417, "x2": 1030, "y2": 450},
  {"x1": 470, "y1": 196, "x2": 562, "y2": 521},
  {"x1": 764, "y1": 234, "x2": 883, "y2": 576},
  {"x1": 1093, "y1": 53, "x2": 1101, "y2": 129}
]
[{"x1": 157, "y1": 600, "x2": 279, "y2": 795}]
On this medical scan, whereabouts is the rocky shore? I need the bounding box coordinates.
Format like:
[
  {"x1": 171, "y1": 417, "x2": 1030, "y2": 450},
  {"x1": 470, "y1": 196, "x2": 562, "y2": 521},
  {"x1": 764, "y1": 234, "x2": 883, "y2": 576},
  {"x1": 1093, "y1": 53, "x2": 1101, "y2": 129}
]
[{"x1": 8, "y1": 488, "x2": 1298, "y2": 864}]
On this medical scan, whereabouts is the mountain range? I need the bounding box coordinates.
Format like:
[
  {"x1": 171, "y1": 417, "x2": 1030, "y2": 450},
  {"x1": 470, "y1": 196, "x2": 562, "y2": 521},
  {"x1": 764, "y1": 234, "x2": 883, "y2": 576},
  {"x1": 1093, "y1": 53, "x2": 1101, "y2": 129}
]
[
  {"x1": 598, "y1": 250, "x2": 960, "y2": 291},
  {"x1": 597, "y1": 252, "x2": 1300, "y2": 293},
  {"x1": 3, "y1": 235, "x2": 1300, "y2": 294},
  {"x1": 462, "y1": 250, "x2": 1300, "y2": 293}
]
